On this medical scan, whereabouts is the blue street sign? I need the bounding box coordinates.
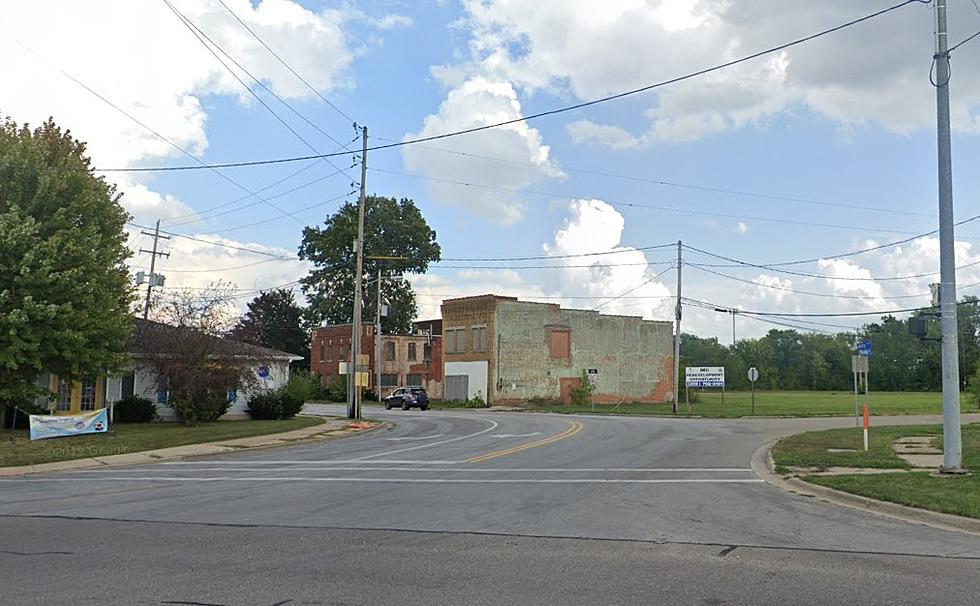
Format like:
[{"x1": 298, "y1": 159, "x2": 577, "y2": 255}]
[{"x1": 857, "y1": 340, "x2": 872, "y2": 357}]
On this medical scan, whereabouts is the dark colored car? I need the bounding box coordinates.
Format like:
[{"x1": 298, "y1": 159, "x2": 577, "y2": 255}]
[{"x1": 384, "y1": 386, "x2": 429, "y2": 411}]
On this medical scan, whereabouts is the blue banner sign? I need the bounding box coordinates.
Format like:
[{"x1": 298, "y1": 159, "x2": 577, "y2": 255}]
[
  {"x1": 29, "y1": 409, "x2": 109, "y2": 441},
  {"x1": 857, "y1": 340, "x2": 872, "y2": 357}
]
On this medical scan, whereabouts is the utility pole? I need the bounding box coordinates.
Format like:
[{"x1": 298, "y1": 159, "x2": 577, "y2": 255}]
[
  {"x1": 375, "y1": 267, "x2": 382, "y2": 402},
  {"x1": 139, "y1": 219, "x2": 170, "y2": 319},
  {"x1": 349, "y1": 125, "x2": 368, "y2": 420},
  {"x1": 672, "y1": 240, "x2": 682, "y2": 414},
  {"x1": 934, "y1": 0, "x2": 962, "y2": 472},
  {"x1": 731, "y1": 309, "x2": 737, "y2": 345}
]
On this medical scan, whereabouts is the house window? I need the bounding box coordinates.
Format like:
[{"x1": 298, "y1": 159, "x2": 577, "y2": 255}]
[
  {"x1": 408, "y1": 342, "x2": 417, "y2": 361},
  {"x1": 326, "y1": 343, "x2": 333, "y2": 361},
  {"x1": 339, "y1": 345, "x2": 346, "y2": 361},
  {"x1": 385, "y1": 341, "x2": 396, "y2": 361},
  {"x1": 80, "y1": 379, "x2": 97, "y2": 411},
  {"x1": 423, "y1": 343, "x2": 432, "y2": 362},
  {"x1": 319, "y1": 342, "x2": 325, "y2": 362},
  {"x1": 381, "y1": 373, "x2": 398, "y2": 386},
  {"x1": 407, "y1": 374, "x2": 423, "y2": 386},
  {"x1": 445, "y1": 328, "x2": 466, "y2": 353},
  {"x1": 472, "y1": 326, "x2": 488, "y2": 353},
  {"x1": 549, "y1": 329, "x2": 571, "y2": 360},
  {"x1": 55, "y1": 378, "x2": 72, "y2": 411}
]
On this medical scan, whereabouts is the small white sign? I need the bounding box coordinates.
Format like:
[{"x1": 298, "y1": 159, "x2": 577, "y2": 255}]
[
  {"x1": 747, "y1": 367, "x2": 759, "y2": 382},
  {"x1": 686, "y1": 366, "x2": 725, "y2": 388},
  {"x1": 586, "y1": 368, "x2": 599, "y2": 388}
]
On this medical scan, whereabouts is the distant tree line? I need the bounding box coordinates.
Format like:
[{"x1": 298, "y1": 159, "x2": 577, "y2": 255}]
[{"x1": 681, "y1": 296, "x2": 980, "y2": 392}]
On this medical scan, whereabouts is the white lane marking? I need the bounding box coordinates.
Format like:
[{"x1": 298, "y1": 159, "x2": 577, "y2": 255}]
[
  {"x1": 383, "y1": 435, "x2": 445, "y2": 441},
  {"x1": 0, "y1": 477, "x2": 764, "y2": 484},
  {"x1": 162, "y1": 460, "x2": 461, "y2": 465},
  {"x1": 491, "y1": 433, "x2": 541, "y2": 438},
  {"x1": 353, "y1": 417, "x2": 500, "y2": 460},
  {"x1": 70, "y1": 467, "x2": 758, "y2": 475}
]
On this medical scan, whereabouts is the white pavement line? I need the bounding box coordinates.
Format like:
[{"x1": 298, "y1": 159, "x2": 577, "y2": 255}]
[
  {"x1": 491, "y1": 433, "x2": 541, "y2": 438},
  {"x1": 161, "y1": 460, "x2": 461, "y2": 465},
  {"x1": 383, "y1": 435, "x2": 446, "y2": 441},
  {"x1": 71, "y1": 467, "x2": 758, "y2": 474},
  {"x1": 0, "y1": 477, "x2": 766, "y2": 484},
  {"x1": 352, "y1": 417, "x2": 500, "y2": 460},
  {"x1": 145, "y1": 466, "x2": 756, "y2": 472}
]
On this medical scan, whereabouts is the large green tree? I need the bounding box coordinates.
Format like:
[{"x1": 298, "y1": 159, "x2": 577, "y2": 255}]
[
  {"x1": 0, "y1": 117, "x2": 133, "y2": 423},
  {"x1": 299, "y1": 195, "x2": 440, "y2": 334},
  {"x1": 229, "y1": 288, "x2": 310, "y2": 369}
]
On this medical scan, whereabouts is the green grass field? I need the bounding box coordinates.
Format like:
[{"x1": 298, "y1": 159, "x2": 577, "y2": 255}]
[
  {"x1": 518, "y1": 390, "x2": 976, "y2": 418},
  {"x1": 774, "y1": 423, "x2": 980, "y2": 519},
  {"x1": 0, "y1": 417, "x2": 323, "y2": 468}
]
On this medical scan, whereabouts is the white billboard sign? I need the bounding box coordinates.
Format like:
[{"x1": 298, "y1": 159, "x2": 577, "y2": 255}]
[{"x1": 685, "y1": 366, "x2": 725, "y2": 388}]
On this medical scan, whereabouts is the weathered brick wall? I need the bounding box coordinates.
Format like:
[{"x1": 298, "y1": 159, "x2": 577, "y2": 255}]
[{"x1": 493, "y1": 302, "x2": 673, "y2": 404}]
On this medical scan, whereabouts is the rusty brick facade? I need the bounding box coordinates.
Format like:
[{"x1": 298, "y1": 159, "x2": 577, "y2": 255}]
[
  {"x1": 311, "y1": 321, "x2": 443, "y2": 398},
  {"x1": 440, "y1": 295, "x2": 674, "y2": 405}
]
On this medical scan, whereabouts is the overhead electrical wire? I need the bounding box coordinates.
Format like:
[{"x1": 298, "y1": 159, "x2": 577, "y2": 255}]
[
  {"x1": 592, "y1": 266, "x2": 674, "y2": 310},
  {"x1": 372, "y1": 136, "x2": 933, "y2": 219},
  {"x1": 12, "y1": 39, "x2": 305, "y2": 225},
  {"x1": 213, "y1": 0, "x2": 356, "y2": 125},
  {"x1": 87, "y1": 0, "x2": 928, "y2": 173}
]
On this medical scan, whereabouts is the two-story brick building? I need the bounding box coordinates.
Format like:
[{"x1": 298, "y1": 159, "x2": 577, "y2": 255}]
[
  {"x1": 311, "y1": 320, "x2": 443, "y2": 399},
  {"x1": 441, "y1": 295, "x2": 674, "y2": 405}
]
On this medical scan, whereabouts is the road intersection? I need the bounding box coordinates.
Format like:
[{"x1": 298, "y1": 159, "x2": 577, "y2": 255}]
[{"x1": 2, "y1": 406, "x2": 978, "y2": 604}]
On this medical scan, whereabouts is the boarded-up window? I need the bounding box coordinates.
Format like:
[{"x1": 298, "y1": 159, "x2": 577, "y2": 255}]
[
  {"x1": 549, "y1": 329, "x2": 570, "y2": 359},
  {"x1": 445, "y1": 328, "x2": 466, "y2": 353},
  {"x1": 385, "y1": 341, "x2": 396, "y2": 361},
  {"x1": 472, "y1": 326, "x2": 487, "y2": 353},
  {"x1": 408, "y1": 342, "x2": 417, "y2": 361},
  {"x1": 381, "y1": 373, "x2": 399, "y2": 386}
]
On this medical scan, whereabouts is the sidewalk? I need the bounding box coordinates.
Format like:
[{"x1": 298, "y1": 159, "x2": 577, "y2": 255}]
[{"x1": 0, "y1": 417, "x2": 379, "y2": 477}]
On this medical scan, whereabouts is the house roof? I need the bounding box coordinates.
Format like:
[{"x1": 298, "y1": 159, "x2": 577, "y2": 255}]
[{"x1": 131, "y1": 318, "x2": 304, "y2": 361}]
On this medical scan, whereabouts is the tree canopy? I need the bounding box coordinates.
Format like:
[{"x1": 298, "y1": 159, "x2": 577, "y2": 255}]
[
  {"x1": 228, "y1": 288, "x2": 310, "y2": 369},
  {"x1": 299, "y1": 195, "x2": 440, "y2": 334},
  {"x1": 681, "y1": 298, "x2": 980, "y2": 393},
  {"x1": 0, "y1": 117, "x2": 133, "y2": 420}
]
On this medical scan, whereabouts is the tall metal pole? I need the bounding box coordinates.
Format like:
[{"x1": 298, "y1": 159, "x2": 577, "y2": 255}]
[
  {"x1": 349, "y1": 126, "x2": 368, "y2": 420},
  {"x1": 672, "y1": 241, "x2": 682, "y2": 414},
  {"x1": 375, "y1": 267, "x2": 382, "y2": 402},
  {"x1": 934, "y1": 0, "x2": 962, "y2": 472},
  {"x1": 731, "y1": 310, "x2": 736, "y2": 345},
  {"x1": 140, "y1": 219, "x2": 170, "y2": 319}
]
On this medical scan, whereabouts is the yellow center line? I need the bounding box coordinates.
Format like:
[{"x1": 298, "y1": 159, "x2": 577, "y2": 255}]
[{"x1": 464, "y1": 420, "x2": 584, "y2": 464}]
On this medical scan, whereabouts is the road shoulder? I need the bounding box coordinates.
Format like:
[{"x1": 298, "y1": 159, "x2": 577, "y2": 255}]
[
  {"x1": 0, "y1": 416, "x2": 384, "y2": 478},
  {"x1": 751, "y1": 440, "x2": 980, "y2": 537}
]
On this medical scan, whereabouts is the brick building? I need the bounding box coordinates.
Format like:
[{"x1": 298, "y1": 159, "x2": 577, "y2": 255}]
[
  {"x1": 311, "y1": 321, "x2": 443, "y2": 399},
  {"x1": 441, "y1": 295, "x2": 674, "y2": 405}
]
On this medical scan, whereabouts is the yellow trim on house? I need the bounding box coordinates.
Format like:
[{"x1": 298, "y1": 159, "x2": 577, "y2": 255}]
[{"x1": 48, "y1": 374, "x2": 106, "y2": 415}]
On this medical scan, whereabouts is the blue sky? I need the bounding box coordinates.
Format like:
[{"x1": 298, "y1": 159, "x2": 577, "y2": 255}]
[{"x1": 3, "y1": 0, "x2": 980, "y2": 341}]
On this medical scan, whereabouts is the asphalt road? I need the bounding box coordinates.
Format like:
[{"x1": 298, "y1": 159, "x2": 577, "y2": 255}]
[{"x1": 2, "y1": 406, "x2": 979, "y2": 605}]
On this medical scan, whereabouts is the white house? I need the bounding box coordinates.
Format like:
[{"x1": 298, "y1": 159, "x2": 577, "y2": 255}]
[{"x1": 34, "y1": 318, "x2": 303, "y2": 420}]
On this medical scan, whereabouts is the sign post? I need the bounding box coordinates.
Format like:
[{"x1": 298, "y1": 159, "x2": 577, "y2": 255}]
[
  {"x1": 747, "y1": 367, "x2": 759, "y2": 415},
  {"x1": 852, "y1": 340, "x2": 871, "y2": 428},
  {"x1": 685, "y1": 367, "x2": 725, "y2": 415}
]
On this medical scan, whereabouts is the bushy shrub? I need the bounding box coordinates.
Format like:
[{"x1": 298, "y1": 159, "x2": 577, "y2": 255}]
[
  {"x1": 170, "y1": 390, "x2": 231, "y2": 425},
  {"x1": 113, "y1": 396, "x2": 157, "y2": 423},
  {"x1": 285, "y1": 370, "x2": 320, "y2": 403},
  {"x1": 327, "y1": 375, "x2": 348, "y2": 402},
  {"x1": 2, "y1": 401, "x2": 46, "y2": 429},
  {"x1": 246, "y1": 387, "x2": 305, "y2": 420},
  {"x1": 570, "y1": 370, "x2": 593, "y2": 406}
]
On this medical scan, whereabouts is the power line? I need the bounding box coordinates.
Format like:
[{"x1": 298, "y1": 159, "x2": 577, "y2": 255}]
[
  {"x1": 373, "y1": 136, "x2": 933, "y2": 219},
  {"x1": 371, "y1": 166, "x2": 947, "y2": 238},
  {"x1": 592, "y1": 266, "x2": 674, "y2": 310},
  {"x1": 437, "y1": 243, "x2": 676, "y2": 262},
  {"x1": 426, "y1": 260, "x2": 675, "y2": 270},
  {"x1": 127, "y1": 222, "x2": 299, "y2": 260},
  {"x1": 161, "y1": 0, "x2": 355, "y2": 180},
  {"x1": 685, "y1": 262, "x2": 932, "y2": 300},
  {"x1": 214, "y1": 0, "x2": 356, "y2": 125},
  {"x1": 12, "y1": 39, "x2": 305, "y2": 225},
  {"x1": 214, "y1": 190, "x2": 354, "y2": 233},
  {"x1": 89, "y1": 0, "x2": 928, "y2": 173}
]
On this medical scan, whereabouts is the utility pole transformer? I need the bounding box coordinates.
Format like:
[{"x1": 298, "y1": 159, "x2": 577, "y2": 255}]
[
  {"x1": 349, "y1": 126, "x2": 368, "y2": 420},
  {"x1": 139, "y1": 219, "x2": 170, "y2": 320},
  {"x1": 673, "y1": 240, "x2": 682, "y2": 414},
  {"x1": 933, "y1": 0, "x2": 962, "y2": 471}
]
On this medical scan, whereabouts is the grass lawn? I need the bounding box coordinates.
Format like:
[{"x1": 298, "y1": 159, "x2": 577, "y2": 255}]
[
  {"x1": 774, "y1": 422, "x2": 980, "y2": 519},
  {"x1": 510, "y1": 391, "x2": 977, "y2": 418},
  {"x1": 0, "y1": 416, "x2": 323, "y2": 468}
]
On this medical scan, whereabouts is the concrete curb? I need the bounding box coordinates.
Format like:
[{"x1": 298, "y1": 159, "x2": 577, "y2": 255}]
[
  {"x1": 0, "y1": 417, "x2": 386, "y2": 478},
  {"x1": 751, "y1": 440, "x2": 980, "y2": 537}
]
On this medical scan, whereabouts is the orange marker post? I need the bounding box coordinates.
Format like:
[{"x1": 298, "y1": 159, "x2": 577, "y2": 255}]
[{"x1": 862, "y1": 404, "x2": 870, "y2": 451}]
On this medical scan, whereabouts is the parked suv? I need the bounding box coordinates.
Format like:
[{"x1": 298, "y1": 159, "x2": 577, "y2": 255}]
[{"x1": 384, "y1": 386, "x2": 429, "y2": 411}]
